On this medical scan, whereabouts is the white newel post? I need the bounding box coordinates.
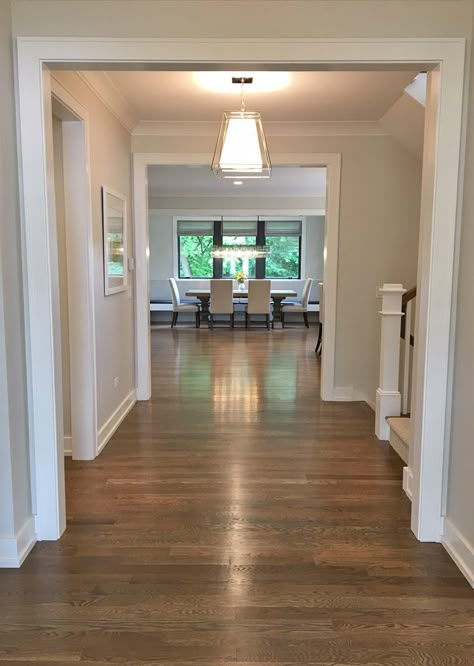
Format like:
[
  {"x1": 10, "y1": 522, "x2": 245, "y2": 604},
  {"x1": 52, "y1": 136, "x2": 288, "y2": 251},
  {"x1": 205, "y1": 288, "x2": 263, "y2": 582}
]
[{"x1": 375, "y1": 284, "x2": 406, "y2": 440}]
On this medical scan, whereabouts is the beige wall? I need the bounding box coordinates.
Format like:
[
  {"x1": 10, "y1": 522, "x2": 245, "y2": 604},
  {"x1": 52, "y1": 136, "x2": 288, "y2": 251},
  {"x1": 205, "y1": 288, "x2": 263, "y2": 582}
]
[
  {"x1": 0, "y1": 0, "x2": 31, "y2": 541},
  {"x1": 11, "y1": 0, "x2": 473, "y2": 38},
  {"x1": 51, "y1": 71, "x2": 135, "y2": 432},
  {"x1": 140, "y1": 130, "x2": 422, "y2": 403}
]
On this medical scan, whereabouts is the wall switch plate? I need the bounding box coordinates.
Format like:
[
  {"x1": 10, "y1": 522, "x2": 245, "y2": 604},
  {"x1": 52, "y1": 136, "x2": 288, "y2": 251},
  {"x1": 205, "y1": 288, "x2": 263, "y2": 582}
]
[
  {"x1": 128, "y1": 256, "x2": 135, "y2": 271},
  {"x1": 114, "y1": 376, "x2": 119, "y2": 389}
]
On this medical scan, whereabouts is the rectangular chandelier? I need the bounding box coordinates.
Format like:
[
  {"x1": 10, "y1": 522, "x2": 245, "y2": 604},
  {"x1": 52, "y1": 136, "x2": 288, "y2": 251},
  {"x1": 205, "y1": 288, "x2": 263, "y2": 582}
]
[
  {"x1": 211, "y1": 111, "x2": 272, "y2": 179},
  {"x1": 211, "y1": 244, "x2": 270, "y2": 259}
]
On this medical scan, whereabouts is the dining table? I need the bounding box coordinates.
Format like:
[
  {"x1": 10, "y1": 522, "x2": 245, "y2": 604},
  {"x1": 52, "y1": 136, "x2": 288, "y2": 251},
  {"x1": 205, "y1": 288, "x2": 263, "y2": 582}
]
[{"x1": 185, "y1": 288, "x2": 298, "y2": 325}]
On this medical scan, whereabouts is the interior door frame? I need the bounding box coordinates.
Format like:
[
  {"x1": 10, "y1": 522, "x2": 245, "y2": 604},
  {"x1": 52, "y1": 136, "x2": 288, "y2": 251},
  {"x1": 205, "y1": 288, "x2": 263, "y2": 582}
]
[
  {"x1": 15, "y1": 37, "x2": 466, "y2": 544},
  {"x1": 133, "y1": 153, "x2": 340, "y2": 403}
]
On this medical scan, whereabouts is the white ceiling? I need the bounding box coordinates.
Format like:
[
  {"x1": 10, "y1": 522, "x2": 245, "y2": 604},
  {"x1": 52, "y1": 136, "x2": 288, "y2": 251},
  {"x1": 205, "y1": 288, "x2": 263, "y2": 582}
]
[
  {"x1": 105, "y1": 70, "x2": 417, "y2": 122},
  {"x1": 147, "y1": 166, "x2": 327, "y2": 198}
]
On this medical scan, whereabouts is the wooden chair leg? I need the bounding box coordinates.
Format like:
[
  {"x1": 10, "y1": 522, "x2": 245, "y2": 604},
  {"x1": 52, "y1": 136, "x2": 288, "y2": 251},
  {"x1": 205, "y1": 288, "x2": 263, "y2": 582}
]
[
  {"x1": 195, "y1": 310, "x2": 200, "y2": 329},
  {"x1": 245, "y1": 311, "x2": 249, "y2": 328},
  {"x1": 209, "y1": 314, "x2": 213, "y2": 329},
  {"x1": 266, "y1": 314, "x2": 270, "y2": 330},
  {"x1": 171, "y1": 312, "x2": 178, "y2": 328},
  {"x1": 303, "y1": 312, "x2": 309, "y2": 328},
  {"x1": 315, "y1": 321, "x2": 322, "y2": 353},
  {"x1": 281, "y1": 312, "x2": 285, "y2": 328},
  {"x1": 230, "y1": 313, "x2": 235, "y2": 329}
]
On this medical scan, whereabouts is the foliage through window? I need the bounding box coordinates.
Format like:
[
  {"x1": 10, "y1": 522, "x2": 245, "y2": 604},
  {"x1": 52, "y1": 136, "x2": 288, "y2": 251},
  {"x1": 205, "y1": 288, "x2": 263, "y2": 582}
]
[
  {"x1": 178, "y1": 220, "x2": 214, "y2": 278},
  {"x1": 177, "y1": 218, "x2": 302, "y2": 279}
]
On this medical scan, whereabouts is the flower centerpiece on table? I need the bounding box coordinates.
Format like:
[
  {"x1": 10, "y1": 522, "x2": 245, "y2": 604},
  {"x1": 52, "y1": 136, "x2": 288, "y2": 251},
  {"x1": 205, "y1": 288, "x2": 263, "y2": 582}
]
[
  {"x1": 235, "y1": 270, "x2": 247, "y2": 291},
  {"x1": 235, "y1": 270, "x2": 247, "y2": 284}
]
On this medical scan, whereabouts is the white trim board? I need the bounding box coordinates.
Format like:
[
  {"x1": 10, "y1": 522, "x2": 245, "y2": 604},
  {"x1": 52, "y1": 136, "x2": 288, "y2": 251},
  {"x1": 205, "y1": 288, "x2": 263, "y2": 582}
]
[
  {"x1": 135, "y1": 152, "x2": 340, "y2": 404},
  {"x1": 14, "y1": 37, "x2": 465, "y2": 555},
  {"x1": 0, "y1": 516, "x2": 36, "y2": 568},
  {"x1": 64, "y1": 435, "x2": 72, "y2": 456},
  {"x1": 442, "y1": 519, "x2": 474, "y2": 588},
  {"x1": 403, "y1": 466, "x2": 414, "y2": 502},
  {"x1": 97, "y1": 389, "x2": 137, "y2": 455}
]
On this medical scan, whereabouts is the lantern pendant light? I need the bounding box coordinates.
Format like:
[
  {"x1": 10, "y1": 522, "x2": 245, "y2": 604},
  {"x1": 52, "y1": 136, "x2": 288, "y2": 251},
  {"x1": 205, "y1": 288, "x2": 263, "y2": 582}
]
[{"x1": 211, "y1": 77, "x2": 272, "y2": 179}]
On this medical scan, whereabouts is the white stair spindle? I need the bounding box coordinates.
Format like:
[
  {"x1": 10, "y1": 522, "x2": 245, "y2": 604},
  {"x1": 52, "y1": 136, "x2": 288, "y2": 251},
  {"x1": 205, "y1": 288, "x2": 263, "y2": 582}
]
[
  {"x1": 401, "y1": 299, "x2": 412, "y2": 415},
  {"x1": 375, "y1": 284, "x2": 406, "y2": 440}
]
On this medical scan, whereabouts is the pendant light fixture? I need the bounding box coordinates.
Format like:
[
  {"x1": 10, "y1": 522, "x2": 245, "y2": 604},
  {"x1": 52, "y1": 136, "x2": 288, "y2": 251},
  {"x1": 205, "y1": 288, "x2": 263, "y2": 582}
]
[{"x1": 211, "y1": 77, "x2": 272, "y2": 179}]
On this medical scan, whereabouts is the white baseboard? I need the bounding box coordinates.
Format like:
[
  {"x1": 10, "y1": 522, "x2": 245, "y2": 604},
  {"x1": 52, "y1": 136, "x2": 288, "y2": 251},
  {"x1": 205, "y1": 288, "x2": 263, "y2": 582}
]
[
  {"x1": 442, "y1": 518, "x2": 474, "y2": 588},
  {"x1": 403, "y1": 466, "x2": 413, "y2": 501},
  {"x1": 97, "y1": 389, "x2": 136, "y2": 455},
  {"x1": 365, "y1": 398, "x2": 376, "y2": 411},
  {"x1": 333, "y1": 386, "x2": 354, "y2": 401},
  {"x1": 0, "y1": 516, "x2": 37, "y2": 568},
  {"x1": 64, "y1": 435, "x2": 72, "y2": 456}
]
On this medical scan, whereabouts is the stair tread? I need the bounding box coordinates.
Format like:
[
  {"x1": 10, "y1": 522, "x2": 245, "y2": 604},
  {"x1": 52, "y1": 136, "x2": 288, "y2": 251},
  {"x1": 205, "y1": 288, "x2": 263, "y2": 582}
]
[{"x1": 387, "y1": 416, "x2": 411, "y2": 445}]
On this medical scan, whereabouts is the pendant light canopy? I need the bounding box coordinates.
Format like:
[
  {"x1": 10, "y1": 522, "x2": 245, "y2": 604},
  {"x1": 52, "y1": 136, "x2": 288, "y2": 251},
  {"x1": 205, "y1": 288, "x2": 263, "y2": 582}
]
[{"x1": 211, "y1": 77, "x2": 272, "y2": 179}]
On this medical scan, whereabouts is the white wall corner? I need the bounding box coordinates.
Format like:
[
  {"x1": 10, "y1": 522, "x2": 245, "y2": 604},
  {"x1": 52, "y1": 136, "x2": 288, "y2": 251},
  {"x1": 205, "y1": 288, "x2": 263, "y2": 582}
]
[
  {"x1": 97, "y1": 389, "x2": 136, "y2": 455},
  {"x1": 0, "y1": 516, "x2": 37, "y2": 568},
  {"x1": 76, "y1": 71, "x2": 138, "y2": 133},
  {"x1": 403, "y1": 466, "x2": 413, "y2": 501},
  {"x1": 442, "y1": 518, "x2": 474, "y2": 588}
]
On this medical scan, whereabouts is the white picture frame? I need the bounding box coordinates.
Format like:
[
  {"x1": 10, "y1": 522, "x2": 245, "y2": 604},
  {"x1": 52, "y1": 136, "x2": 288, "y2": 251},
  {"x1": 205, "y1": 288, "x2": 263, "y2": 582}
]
[{"x1": 102, "y1": 186, "x2": 128, "y2": 295}]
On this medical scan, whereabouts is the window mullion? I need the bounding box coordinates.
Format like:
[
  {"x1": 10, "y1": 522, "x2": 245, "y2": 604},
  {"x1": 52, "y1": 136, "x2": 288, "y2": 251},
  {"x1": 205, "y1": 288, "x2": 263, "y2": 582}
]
[
  {"x1": 213, "y1": 219, "x2": 223, "y2": 279},
  {"x1": 256, "y1": 218, "x2": 265, "y2": 279}
]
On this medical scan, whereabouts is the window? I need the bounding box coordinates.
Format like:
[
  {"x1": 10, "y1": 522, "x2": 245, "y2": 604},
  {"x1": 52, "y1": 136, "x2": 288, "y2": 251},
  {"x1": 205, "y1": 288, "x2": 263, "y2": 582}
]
[
  {"x1": 264, "y1": 220, "x2": 302, "y2": 279},
  {"x1": 176, "y1": 217, "x2": 302, "y2": 279},
  {"x1": 222, "y1": 220, "x2": 257, "y2": 279},
  {"x1": 177, "y1": 220, "x2": 214, "y2": 278}
]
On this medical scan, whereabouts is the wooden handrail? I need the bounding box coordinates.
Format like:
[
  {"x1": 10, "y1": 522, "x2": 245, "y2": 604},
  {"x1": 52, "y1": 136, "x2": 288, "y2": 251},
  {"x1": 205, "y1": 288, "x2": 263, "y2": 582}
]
[
  {"x1": 402, "y1": 286, "x2": 417, "y2": 306},
  {"x1": 401, "y1": 286, "x2": 416, "y2": 344}
]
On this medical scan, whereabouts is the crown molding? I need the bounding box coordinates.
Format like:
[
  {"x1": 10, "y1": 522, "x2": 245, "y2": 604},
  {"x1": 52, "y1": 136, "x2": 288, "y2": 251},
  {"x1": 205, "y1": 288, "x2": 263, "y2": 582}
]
[
  {"x1": 133, "y1": 119, "x2": 389, "y2": 138},
  {"x1": 76, "y1": 71, "x2": 138, "y2": 133}
]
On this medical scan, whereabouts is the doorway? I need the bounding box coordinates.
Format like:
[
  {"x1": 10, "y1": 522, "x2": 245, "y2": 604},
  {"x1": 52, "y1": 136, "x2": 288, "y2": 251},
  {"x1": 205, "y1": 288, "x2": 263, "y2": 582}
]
[{"x1": 16, "y1": 38, "x2": 465, "y2": 546}]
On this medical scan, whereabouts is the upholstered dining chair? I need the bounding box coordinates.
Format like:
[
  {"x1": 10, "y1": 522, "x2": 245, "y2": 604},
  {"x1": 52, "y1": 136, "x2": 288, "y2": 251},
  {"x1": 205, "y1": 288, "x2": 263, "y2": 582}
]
[
  {"x1": 169, "y1": 277, "x2": 200, "y2": 328},
  {"x1": 245, "y1": 279, "x2": 272, "y2": 330},
  {"x1": 316, "y1": 281, "x2": 324, "y2": 355},
  {"x1": 209, "y1": 279, "x2": 234, "y2": 328},
  {"x1": 281, "y1": 277, "x2": 313, "y2": 328}
]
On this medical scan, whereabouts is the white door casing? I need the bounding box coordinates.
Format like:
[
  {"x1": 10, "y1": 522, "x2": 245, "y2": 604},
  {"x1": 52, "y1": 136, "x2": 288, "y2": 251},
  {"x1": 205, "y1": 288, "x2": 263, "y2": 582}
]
[{"x1": 15, "y1": 38, "x2": 465, "y2": 544}]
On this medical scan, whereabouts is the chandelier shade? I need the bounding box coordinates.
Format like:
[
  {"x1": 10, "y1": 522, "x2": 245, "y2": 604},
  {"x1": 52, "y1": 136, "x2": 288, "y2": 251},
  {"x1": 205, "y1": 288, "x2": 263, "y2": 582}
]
[{"x1": 211, "y1": 111, "x2": 272, "y2": 179}]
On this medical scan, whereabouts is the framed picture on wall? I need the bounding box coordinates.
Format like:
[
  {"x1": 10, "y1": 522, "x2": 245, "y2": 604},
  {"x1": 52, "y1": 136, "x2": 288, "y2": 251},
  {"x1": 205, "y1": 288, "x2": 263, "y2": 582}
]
[{"x1": 101, "y1": 186, "x2": 128, "y2": 296}]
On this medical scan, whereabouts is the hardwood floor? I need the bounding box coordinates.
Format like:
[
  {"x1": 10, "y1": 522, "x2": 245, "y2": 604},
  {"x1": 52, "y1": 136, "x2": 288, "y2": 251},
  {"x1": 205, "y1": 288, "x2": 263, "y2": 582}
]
[{"x1": 1, "y1": 328, "x2": 473, "y2": 664}]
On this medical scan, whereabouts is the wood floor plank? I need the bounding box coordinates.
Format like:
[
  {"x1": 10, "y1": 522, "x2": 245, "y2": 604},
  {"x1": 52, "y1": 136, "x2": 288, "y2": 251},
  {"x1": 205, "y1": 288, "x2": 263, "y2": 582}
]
[{"x1": 0, "y1": 328, "x2": 472, "y2": 664}]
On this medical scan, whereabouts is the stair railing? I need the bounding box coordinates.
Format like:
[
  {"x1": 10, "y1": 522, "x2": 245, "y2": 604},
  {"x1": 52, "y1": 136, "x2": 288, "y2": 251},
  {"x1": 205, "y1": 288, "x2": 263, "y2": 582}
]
[{"x1": 400, "y1": 286, "x2": 416, "y2": 415}]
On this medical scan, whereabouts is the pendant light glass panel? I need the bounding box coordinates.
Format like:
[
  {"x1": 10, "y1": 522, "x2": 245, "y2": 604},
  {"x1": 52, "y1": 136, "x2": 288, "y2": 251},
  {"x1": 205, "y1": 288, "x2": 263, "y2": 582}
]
[{"x1": 212, "y1": 111, "x2": 271, "y2": 179}]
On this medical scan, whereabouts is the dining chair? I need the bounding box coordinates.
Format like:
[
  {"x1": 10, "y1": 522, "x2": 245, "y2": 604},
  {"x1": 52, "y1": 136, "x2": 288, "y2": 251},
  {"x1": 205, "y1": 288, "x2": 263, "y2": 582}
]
[
  {"x1": 281, "y1": 277, "x2": 313, "y2": 328},
  {"x1": 245, "y1": 279, "x2": 272, "y2": 330},
  {"x1": 209, "y1": 279, "x2": 234, "y2": 328},
  {"x1": 168, "y1": 277, "x2": 200, "y2": 328},
  {"x1": 315, "y1": 281, "x2": 324, "y2": 355}
]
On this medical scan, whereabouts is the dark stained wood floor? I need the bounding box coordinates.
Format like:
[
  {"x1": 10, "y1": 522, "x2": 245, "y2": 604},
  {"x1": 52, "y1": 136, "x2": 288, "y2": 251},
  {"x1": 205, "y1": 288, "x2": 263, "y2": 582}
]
[{"x1": 1, "y1": 328, "x2": 473, "y2": 664}]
